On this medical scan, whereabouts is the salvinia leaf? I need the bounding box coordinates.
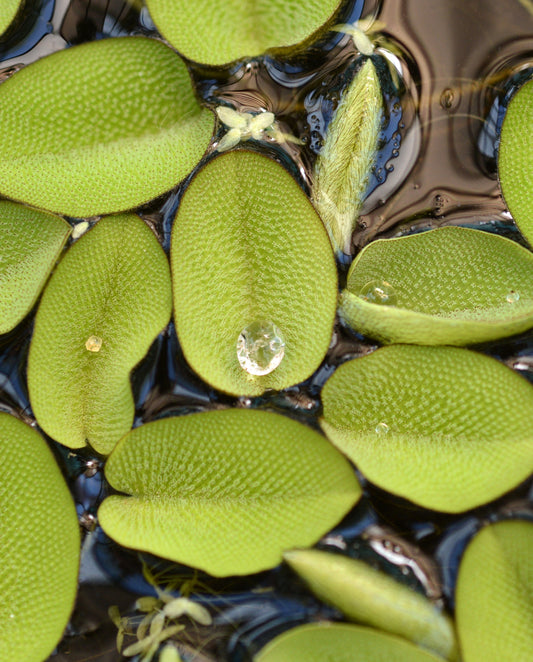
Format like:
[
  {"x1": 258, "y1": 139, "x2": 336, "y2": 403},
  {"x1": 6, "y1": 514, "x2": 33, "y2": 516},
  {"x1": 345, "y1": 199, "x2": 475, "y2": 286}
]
[
  {"x1": 320, "y1": 345, "x2": 533, "y2": 513},
  {"x1": 283, "y1": 548, "x2": 458, "y2": 661},
  {"x1": 456, "y1": 520, "x2": 533, "y2": 662},
  {"x1": 498, "y1": 78, "x2": 533, "y2": 244},
  {"x1": 98, "y1": 409, "x2": 361, "y2": 577},
  {"x1": 340, "y1": 226, "x2": 533, "y2": 344},
  {"x1": 0, "y1": 201, "x2": 71, "y2": 334},
  {"x1": 0, "y1": 36, "x2": 214, "y2": 216},
  {"x1": 0, "y1": 413, "x2": 79, "y2": 662},
  {"x1": 145, "y1": 0, "x2": 343, "y2": 66},
  {"x1": 28, "y1": 215, "x2": 172, "y2": 455},
  {"x1": 171, "y1": 150, "x2": 338, "y2": 396},
  {"x1": 254, "y1": 623, "x2": 445, "y2": 662},
  {"x1": 0, "y1": 0, "x2": 22, "y2": 38},
  {"x1": 312, "y1": 58, "x2": 383, "y2": 256}
]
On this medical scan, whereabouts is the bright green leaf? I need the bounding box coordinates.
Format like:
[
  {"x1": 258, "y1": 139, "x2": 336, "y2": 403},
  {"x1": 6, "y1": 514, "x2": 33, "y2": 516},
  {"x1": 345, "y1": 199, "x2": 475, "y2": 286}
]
[
  {"x1": 146, "y1": 0, "x2": 342, "y2": 66},
  {"x1": 499, "y1": 78, "x2": 533, "y2": 244},
  {"x1": 99, "y1": 409, "x2": 361, "y2": 576},
  {"x1": 28, "y1": 215, "x2": 172, "y2": 455},
  {"x1": 171, "y1": 150, "x2": 337, "y2": 396},
  {"x1": 312, "y1": 58, "x2": 383, "y2": 256},
  {"x1": 254, "y1": 623, "x2": 446, "y2": 662},
  {"x1": 456, "y1": 520, "x2": 533, "y2": 662},
  {"x1": 340, "y1": 226, "x2": 533, "y2": 344},
  {"x1": 0, "y1": 36, "x2": 214, "y2": 216},
  {"x1": 0, "y1": 413, "x2": 79, "y2": 661},
  {"x1": 0, "y1": 0, "x2": 21, "y2": 38},
  {"x1": 0, "y1": 201, "x2": 71, "y2": 334},
  {"x1": 284, "y1": 548, "x2": 458, "y2": 660},
  {"x1": 320, "y1": 345, "x2": 533, "y2": 513}
]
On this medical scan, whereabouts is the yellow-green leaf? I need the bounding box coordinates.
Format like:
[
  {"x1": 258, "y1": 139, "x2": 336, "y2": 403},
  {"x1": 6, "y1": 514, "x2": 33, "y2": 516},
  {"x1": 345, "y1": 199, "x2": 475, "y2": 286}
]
[
  {"x1": 340, "y1": 227, "x2": 533, "y2": 344},
  {"x1": 0, "y1": 36, "x2": 214, "y2": 216},
  {"x1": 0, "y1": 0, "x2": 22, "y2": 38},
  {"x1": 171, "y1": 150, "x2": 337, "y2": 396},
  {"x1": 456, "y1": 520, "x2": 533, "y2": 662},
  {"x1": 0, "y1": 413, "x2": 79, "y2": 661},
  {"x1": 99, "y1": 409, "x2": 361, "y2": 577},
  {"x1": 28, "y1": 215, "x2": 172, "y2": 455},
  {"x1": 0, "y1": 201, "x2": 71, "y2": 334},
  {"x1": 320, "y1": 345, "x2": 533, "y2": 513}
]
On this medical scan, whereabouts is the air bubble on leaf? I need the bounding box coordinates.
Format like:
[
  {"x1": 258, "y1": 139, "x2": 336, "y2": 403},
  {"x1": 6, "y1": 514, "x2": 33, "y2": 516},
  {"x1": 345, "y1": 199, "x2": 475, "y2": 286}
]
[
  {"x1": 85, "y1": 335, "x2": 103, "y2": 352},
  {"x1": 359, "y1": 280, "x2": 397, "y2": 306},
  {"x1": 236, "y1": 320, "x2": 285, "y2": 376},
  {"x1": 506, "y1": 290, "x2": 520, "y2": 303},
  {"x1": 375, "y1": 422, "x2": 390, "y2": 434}
]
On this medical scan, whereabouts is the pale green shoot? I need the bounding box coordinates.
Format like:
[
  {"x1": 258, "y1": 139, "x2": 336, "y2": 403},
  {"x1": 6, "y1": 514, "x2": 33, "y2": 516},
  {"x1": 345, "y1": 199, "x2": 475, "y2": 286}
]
[
  {"x1": 332, "y1": 19, "x2": 387, "y2": 55},
  {"x1": 215, "y1": 106, "x2": 302, "y2": 151}
]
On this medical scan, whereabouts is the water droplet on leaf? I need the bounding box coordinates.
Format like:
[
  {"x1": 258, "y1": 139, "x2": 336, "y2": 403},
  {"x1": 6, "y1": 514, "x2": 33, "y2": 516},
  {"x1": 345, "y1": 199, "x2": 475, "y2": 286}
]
[
  {"x1": 506, "y1": 290, "x2": 520, "y2": 303},
  {"x1": 85, "y1": 335, "x2": 103, "y2": 352},
  {"x1": 236, "y1": 320, "x2": 285, "y2": 376},
  {"x1": 359, "y1": 281, "x2": 398, "y2": 306},
  {"x1": 375, "y1": 422, "x2": 390, "y2": 434}
]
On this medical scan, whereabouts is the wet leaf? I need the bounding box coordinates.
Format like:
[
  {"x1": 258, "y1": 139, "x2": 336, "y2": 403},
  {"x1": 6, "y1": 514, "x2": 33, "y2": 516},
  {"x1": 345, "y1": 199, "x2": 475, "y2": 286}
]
[
  {"x1": 0, "y1": 0, "x2": 21, "y2": 37},
  {"x1": 0, "y1": 201, "x2": 71, "y2": 334},
  {"x1": 171, "y1": 150, "x2": 337, "y2": 396},
  {"x1": 320, "y1": 345, "x2": 533, "y2": 513},
  {"x1": 0, "y1": 413, "x2": 79, "y2": 661},
  {"x1": 145, "y1": 0, "x2": 342, "y2": 65},
  {"x1": 284, "y1": 548, "x2": 458, "y2": 660},
  {"x1": 499, "y1": 78, "x2": 533, "y2": 244},
  {"x1": 456, "y1": 519, "x2": 533, "y2": 662},
  {"x1": 28, "y1": 215, "x2": 172, "y2": 455},
  {"x1": 0, "y1": 36, "x2": 214, "y2": 216},
  {"x1": 254, "y1": 623, "x2": 445, "y2": 662},
  {"x1": 99, "y1": 409, "x2": 361, "y2": 576},
  {"x1": 340, "y1": 227, "x2": 533, "y2": 344},
  {"x1": 312, "y1": 58, "x2": 383, "y2": 256}
]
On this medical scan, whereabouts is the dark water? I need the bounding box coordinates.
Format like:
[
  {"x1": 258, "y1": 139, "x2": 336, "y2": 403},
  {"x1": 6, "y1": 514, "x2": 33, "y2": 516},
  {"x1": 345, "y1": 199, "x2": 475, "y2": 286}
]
[{"x1": 1, "y1": 1, "x2": 533, "y2": 661}]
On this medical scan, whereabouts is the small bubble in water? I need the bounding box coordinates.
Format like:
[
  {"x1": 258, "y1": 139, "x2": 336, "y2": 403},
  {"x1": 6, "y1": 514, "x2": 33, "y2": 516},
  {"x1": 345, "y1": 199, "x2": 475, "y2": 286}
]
[
  {"x1": 375, "y1": 422, "x2": 390, "y2": 434},
  {"x1": 85, "y1": 335, "x2": 103, "y2": 352},
  {"x1": 236, "y1": 320, "x2": 285, "y2": 376},
  {"x1": 506, "y1": 290, "x2": 520, "y2": 303},
  {"x1": 359, "y1": 281, "x2": 398, "y2": 306}
]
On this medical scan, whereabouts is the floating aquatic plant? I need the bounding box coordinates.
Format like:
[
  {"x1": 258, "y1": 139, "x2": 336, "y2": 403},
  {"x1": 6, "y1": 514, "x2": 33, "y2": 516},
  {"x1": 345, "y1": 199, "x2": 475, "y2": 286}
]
[{"x1": 0, "y1": 0, "x2": 22, "y2": 38}]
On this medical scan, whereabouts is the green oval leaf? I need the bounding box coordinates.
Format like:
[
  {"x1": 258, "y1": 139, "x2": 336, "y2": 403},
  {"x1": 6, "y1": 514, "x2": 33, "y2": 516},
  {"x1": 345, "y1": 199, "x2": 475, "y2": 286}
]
[
  {"x1": 340, "y1": 227, "x2": 533, "y2": 345},
  {"x1": 0, "y1": 36, "x2": 214, "y2": 216},
  {"x1": 284, "y1": 548, "x2": 458, "y2": 660},
  {"x1": 146, "y1": 0, "x2": 342, "y2": 65},
  {"x1": 499, "y1": 78, "x2": 533, "y2": 244},
  {"x1": 0, "y1": 413, "x2": 79, "y2": 661},
  {"x1": 254, "y1": 623, "x2": 446, "y2": 662},
  {"x1": 320, "y1": 345, "x2": 533, "y2": 513},
  {"x1": 456, "y1": 520, "x2": 533, "y2": 662},
  {"x1": 0, "y1": 0, "x2": 22, "y2": 38},
  {"x1": 99, "y1": 409, "x2": 361, "y2": 576},
  {"x1": 312, "y1": 58, "x2": 383, "y2": 256},
  {"x1": 28, "y1": 215, "x2": 172, "y2": 455},
  {"x1": 171, "y1": 150, "x2": 337, "y2": 396},
  {"x1": 0, "y1": 201, "x2": 71, "y2": 334}
]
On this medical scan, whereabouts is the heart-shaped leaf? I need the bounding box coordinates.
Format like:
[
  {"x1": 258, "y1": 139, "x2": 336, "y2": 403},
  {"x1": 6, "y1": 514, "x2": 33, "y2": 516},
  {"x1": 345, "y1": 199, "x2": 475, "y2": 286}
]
[
  {"x1": 320, "y1": 345, "x2": 533, "y2": 512},
  {"x1": 0, "y1": 0, "x2": 22, "y2": 37},
  {"x1": 456, "y1": 519, "x2": 533, "y2": 662},
  {"x1": 0, "y1": 413, "x2": 79, "y2": 661},
  {"x1": 171, "y1": 150, "x2": 338, "y2": 396},
  {"x1": 284, "y1": 548, "x2": 458, "y2": 660},
  {"x1": 28, "y1": 215, "x2": 172, "y2": 455},
  {"x1": 0, "y1": 201, "x2": 71, "y2": 334},
  {"x1": 99, "y1": 409, "x2": 361, "y2": 577},
  {"x1": 0, "y1": 36, "x2": 214, "y2": 216},
  {"x1": 146, "y1": 0, "x2": 342, "y2": 65},
  {"x1": 254, "y1": 623, "x2": 445, "y2": 662},
  {"x1": 499, "y1": 78, "x2": 533, "y2": 244},
  {"x1": 340, "y1": 227, "x2": 533, "y2": 345}
]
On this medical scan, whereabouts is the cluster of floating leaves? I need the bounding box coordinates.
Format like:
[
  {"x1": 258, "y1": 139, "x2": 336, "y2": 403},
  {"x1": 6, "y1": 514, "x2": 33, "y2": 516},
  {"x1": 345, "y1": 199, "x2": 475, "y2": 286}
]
[{"x1": 0, "y1": 1, "x2": 532, "y2": 661}]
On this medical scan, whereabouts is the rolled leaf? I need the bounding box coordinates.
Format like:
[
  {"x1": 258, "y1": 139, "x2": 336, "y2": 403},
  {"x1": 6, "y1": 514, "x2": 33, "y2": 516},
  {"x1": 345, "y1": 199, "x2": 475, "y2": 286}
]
[
  {"x1": 456, "y1": 520, "x2": 533, "y2": 662},
  {"x1": 0, "y1": 36, "x2": 214, "y2": 216},
  {"x1": 28, "y1": 215, "x2": 172, "y2": 455},
  {"x1": 146, "y1": 0, "x2": 342, "y2": 65},
  {"x1": 171, "y1": 150, "x2": 337, "y2": 396},
  {"x1": 340, "y1": 226, "x2": 533, "y2": 344},
  {"x1": 99, "y1": 409, "x2": 361, "y2": 576},
  {"x1": 0, "y1": 413, "x2": 79, "y2": 661},
  {"x1": 254, "y1": 623, "x2": 445, "y2": 662},
  {"x1": 284, "y1": 548, "x2": 458, "y2": 660},
  {"x1": 0, "y1": 201, "x2": 71, "y2": 334},
  {"x1": 320, "y1": 345, "x2": 533, "y2": 513},
  {"x1": 499, "y1": 78, "x2": 533, "y2": 244},
  {"x1": 0, "y1": 0, "x2": 22, "y2": 37},
  {"x1": 312, "y1": 58, "x2": 383, "y2": 256}
]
